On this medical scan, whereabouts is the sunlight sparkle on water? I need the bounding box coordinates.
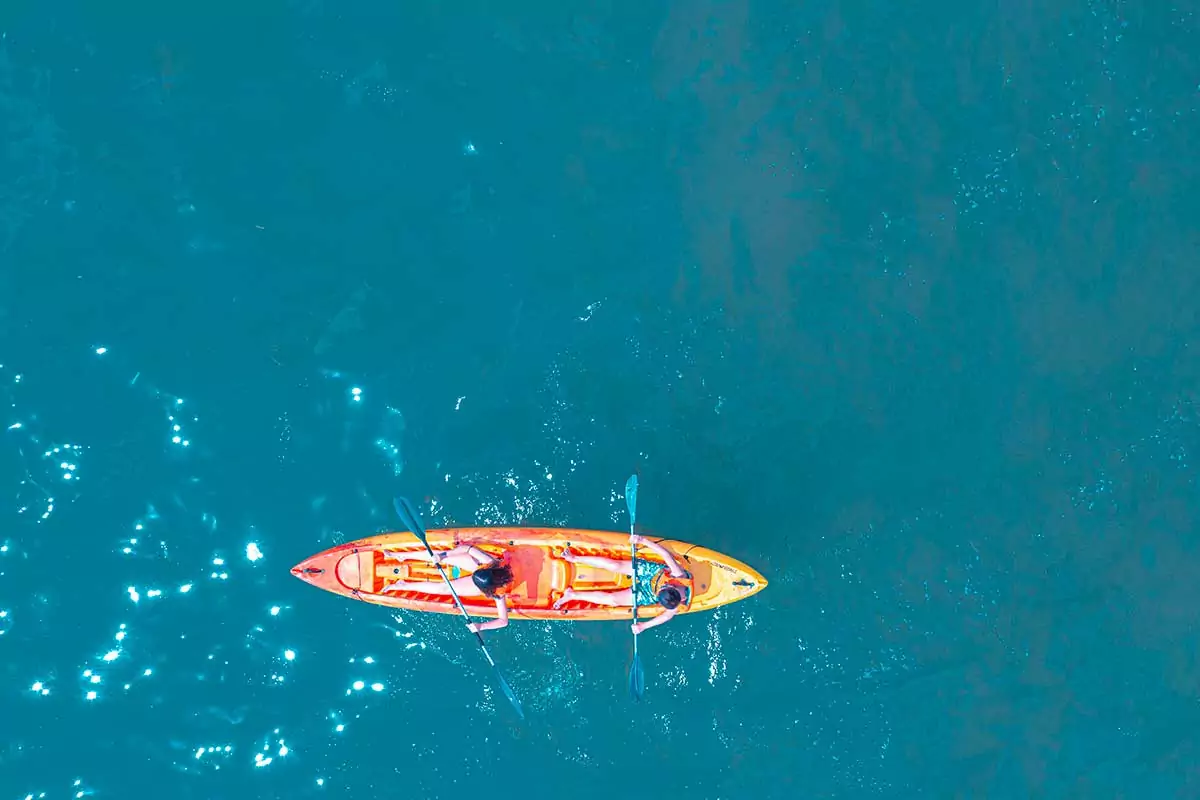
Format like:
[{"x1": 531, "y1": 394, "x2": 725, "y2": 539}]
[
  {"x1": 3, "y1": 348, "x2": 499, "y2": 790},
  {"x1": 195, "y1": 744, "x2": 234, "y2": 760},
  {"x1": 159, "y1": 394, "x2": 194, "y2": 447},
  {"x1": 253, "y1": 733, "x2": 292, "y2": 769}
]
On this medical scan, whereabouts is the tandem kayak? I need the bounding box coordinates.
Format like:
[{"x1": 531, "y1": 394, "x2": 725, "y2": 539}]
[{"x1": 290, "y1": 527, "x2": 768, "y2": 621}]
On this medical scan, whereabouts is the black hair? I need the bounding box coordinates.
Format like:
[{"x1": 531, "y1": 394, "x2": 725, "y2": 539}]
[
  {"x1": 472, "y1": 565, "x2": 514, "y2": 597},
  {"x1": 657, "y1": 585, "x2": 683, "y2": 610}
]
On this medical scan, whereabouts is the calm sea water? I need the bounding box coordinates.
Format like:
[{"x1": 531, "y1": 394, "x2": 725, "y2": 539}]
[{"x1": 3, "y1": 3, "x2": 1198, "y2": 798}]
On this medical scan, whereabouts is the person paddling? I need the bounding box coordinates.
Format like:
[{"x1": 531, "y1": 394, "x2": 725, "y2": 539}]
[
  {"x1": 382, "y1": 544, "x2": 513, "y2": 633},
  {"x1": 553, "y1": 534, "x2": 691, "y2": 633}
]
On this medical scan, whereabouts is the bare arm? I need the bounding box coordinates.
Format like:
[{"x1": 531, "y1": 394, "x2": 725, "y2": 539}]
[
  {"x1": 440, "y1": 544, "x2": 474, "y2": 560},
  {"x1": 471, "y1": 597, "x2": 509, "y2": 632},
  {"x1": 437, "y1": 544, "x2": 495, "y2": 565},
  {"x1": 632, "y1": 536, "x2": 687, "y2": 577},
  {"x1": 465, "y1": 545, "x2": 498, "y2": 567},
  {"x1": 634, "y1": 607, "x2": 677, "y2": 633}
]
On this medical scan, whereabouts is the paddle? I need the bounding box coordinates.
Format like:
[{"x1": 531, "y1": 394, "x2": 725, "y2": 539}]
[
  {"x1": 392, "y1": 496, "x2": 525, "y2": 720},
  {"x1": 625, "y1": 474, "x2": 646, "y2": 701}
]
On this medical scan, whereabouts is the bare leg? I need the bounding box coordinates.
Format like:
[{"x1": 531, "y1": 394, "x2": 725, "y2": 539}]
[
  {"x1": 382, "y1": 549, "x2": 478, "y2": 573},
  {"x1": 561, "y1": 547, "x2": 633, "y2": 576},
  {"x1": 382, "y1": 549, "x2": 434, "y2": 563},
  {"x1": 553, "y1": 587, "x2": 633, "y2": 609},
  {"x1": 384, "y1": 575, "x2": 481, "y2": 597}
]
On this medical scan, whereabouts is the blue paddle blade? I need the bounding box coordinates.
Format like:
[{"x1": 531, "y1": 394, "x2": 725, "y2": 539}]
[
  {"x1": 497, "y1": 670, "x2": 526, "y2": 720},
  {"x1": 625, "y1": 474, "x2": 638, "y2": 527},
  {"x1": 629, "y1": 653, "x2": 646, "y2": 701},
  {"x1": 392, "y1": 496, "x2": 428, "y2": 543}
]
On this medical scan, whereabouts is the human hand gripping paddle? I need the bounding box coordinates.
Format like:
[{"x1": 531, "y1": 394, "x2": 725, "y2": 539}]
[
  {"x1": 625, "y1": 474, "x2": 646, "y2": 701},
  {"x1": 392, "y1": 496, "x2": 525, "y2": 720}
]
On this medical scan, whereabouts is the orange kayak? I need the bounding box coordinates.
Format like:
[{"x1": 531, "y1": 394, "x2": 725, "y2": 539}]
[{"x1": 291, "y1": 527, "x2": 768, "y2": 621}]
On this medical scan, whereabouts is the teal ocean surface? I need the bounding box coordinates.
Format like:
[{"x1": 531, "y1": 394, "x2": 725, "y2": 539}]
[{"x1": 3, "y1": 3, "x2": 1198, "y2": 798}]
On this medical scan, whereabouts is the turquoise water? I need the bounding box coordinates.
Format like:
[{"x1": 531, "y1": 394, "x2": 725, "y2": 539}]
[{"x1": 3, "y1": 3, "x2": 1198, "y2": 798}]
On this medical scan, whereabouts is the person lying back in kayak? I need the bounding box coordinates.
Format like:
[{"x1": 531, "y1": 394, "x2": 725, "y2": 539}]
[
  {"x1": 382, "y1": 544, "x2": 513, "y2": 633},
  {"x1": 553, "y1": 534, "x2": 691, "y2": 633}
]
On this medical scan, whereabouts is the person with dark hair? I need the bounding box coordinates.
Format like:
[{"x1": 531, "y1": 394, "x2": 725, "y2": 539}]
[
  {"x1": 553, "y1": 534, "x2": 691, "y2": 633},
  {"x1": 381, "y1": 544, "x2": 513, "y2": 632}
]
